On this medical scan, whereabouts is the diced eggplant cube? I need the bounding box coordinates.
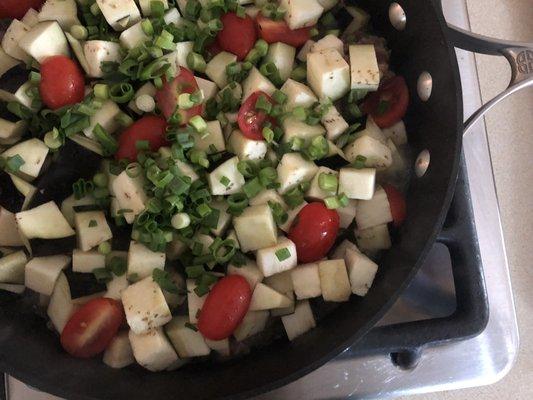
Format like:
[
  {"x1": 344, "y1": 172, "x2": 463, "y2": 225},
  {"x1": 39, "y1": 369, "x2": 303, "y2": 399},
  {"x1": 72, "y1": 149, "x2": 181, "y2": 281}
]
[
  {"x1": 338, "y1": 167, "x2": 375, "y2": 200},
  {"x1": 194, "y1": 120, "x2": 226, "y2": 153},
  {"x1": 307, "y1": 49, "x2": 350, "y2": 101},
  {"x1": 0, "y1": 207, "x2": 23, "y2": 247},
  {"x1": 119, "y1": 20, "x2": 149, "y2": 50},
  {"x1": 228, "y1": 130, "x2": 267, "y2": 160},
  {"x1": 281, "y1": 300, "x2": 316, "y2": 340},
  {"x1": 84, "y1": 41, "x2": 122, "y2": 78},
  {"x1": 263, "y1": 270, "x2": 294, "y2": 293},
  {"x1": 74, "y1": 211, "x2": 113, "y2": 251},
  {"x1": 233, "y1": 204, "x2": 277, "y2": 252},
  {"x1": 195, "y1": 76, "x2": 218, "y2": 101},
  {"x1": 0, "y1": 251, "x2": 27, "y2": 284},
  {"x1": 349, "y1": 45, "x2": 380, "y2": 91},
  {"x1": 72, "y1": 249, "x2": 105, "y2": 273},
  {"x1": 0, "y1": 48, "x2": 20, "y2": 79},
  {"x1": 279, "y1": 201, "x2": 307, "y2": 233},
  {"x1": 382, "y1": 120, "x2": 407, "y2": 146},
  {"x1": 138, "y1": 0, "x2": 168, "y2": 16},
  {"x1": 164, "y1": 8, "x2": 183, "y2": 26},
  {"x1": 21, "y1": 8, "x2": 40, "y2": 27},
  {"x1": 271, "y1": 290, "x2": 295, "y2": 317},
  {"x1": 166, "y1": 316, "x2": 211, "y2": 358},
  {"x1": 233, "y1": 310, "x2": 269, "y2": 341},
  {"x1": 249, "y1": 282, "x2": 292, "y2": 311},
  {"x1": 337, "y1": 199, "x2": 357, "y2": 228},
  {"x1": 344, "y1": 248, "x2": 378, "y2": 296},
  {"x1": 83, "y1": 100, "x2": 121, "y2": 139},
  {"x1": 122, "y1": 277, "x2": 172, "y2": 334},
  {"x1": 2, "y1": 138, "x2": 49, "y2": 180},
  {"x1": 355, "y1": 186, "x2": 393, "y2": 229},
  {"x1": 25, "y1": 255, "x2": 70, "y2": 295},
  {"x1": 256, "y1": 238, "x2": 297, "y2": 277},
  {"x1": 103, "y1": 331, "x2": 135, "y2": 369},
  {"x1": 205, "y1": 338, "x2": 230, "y2": 356},
  {"x1": 187, "y1": 279, "x2": 208, "y2": 324},
  {"x1": 106, "y1": 274, "x2": 129, "y2": 300},
  {"x1": 242, "y1": 67, "x2": 276, "y2": 101},
  {"x1": 127, "y1": 240, "x2": 165, "y2": 280},
  {"x1": 297, "y1": 40, "x2": 315, "y2": 62},
  {"x1": 322, "y1": 105, "x2": 349, "y2": 141},
  {"x1": 0, "y1": 118, "x2": 26, "y2": 146},
  {"x1": 280, "y1": 79, "x2": 317, "y2": 110},
  {"x1": 210, "y1": 200, "x2": 232, "y2": 237},
  {"x1": 129, "y1": 327, "x2": 179, "y2": 372},
  {"x1": 95, "y1": 0, "x2": 141, "y2": 31},
  {"x1": 249, "y1": 189, "x2": 286, "y2": 208},
  {"x1": 291, "y1": 263, "x2": 321, "y2": 300},
  {"x1": 330, "y1": 239, "x2": 360, "y2": 260},
  {"x1": 263, "y1": 42, "x2": 296, "y2": 82},
  {"x1": 344, "y1": 135, "x2": 392, "y2": 169},
  {"x1": 227, "y1": 258, "x2": 264, "y2": 289},
  {"x1": 207, "y1": 156, "x2": 245, "y2": 195},
  {"x1": 16, "y1": 201, "x2": 75, "y2": 240},
  {"x1": 277, "y1": 153, "x2": 318, "y2": 194},
  {"x1": 1, "y1": 20, "x2": 32, "y2": 63},
  {"x1": 311, "y1": 34, "x2": 344, "y2": 54},
  {"x1": 38, "y1": 0, "x2": 80, "y2": 30},
  {"x1": 0, "y1": 283, "x2": 25, "y2": 294},
  {"x1": 318, "y1": 259, "x2": 351, "y2": 302},
  {"x1": 355, "y1": 224, "x2": 392, "y2": 253},
  {"x1": 112, "y1": 170, "x2": 148, "y2": 223},
  {"x1": 18, "y1": 21, "x2": 69, "y2": 63},
  {"x1": 47, "y1": 272, "x2": 75, "y2": 333},
  {"x1": 206, "y1": 51, "x2": 238, "y2": 89},
  {"x1": 280, "y1": 0, "x2": 324, "y2": 29},
  {"x1": 281, "y1": 117, "x2": 325, "y2": 145}
]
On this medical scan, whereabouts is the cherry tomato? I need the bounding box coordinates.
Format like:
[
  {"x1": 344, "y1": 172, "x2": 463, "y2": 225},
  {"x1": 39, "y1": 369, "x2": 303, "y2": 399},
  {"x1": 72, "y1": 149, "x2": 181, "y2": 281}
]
[
  {"x1": 237, "y1": 91, "x2": 276, "y2": 141},
  {"x1": 288, "y1": 202, "x2": 340, "y2": 263},
  {"x1": 256, "y1": 13, "x2": 312, "y2": 48},
  {"x1": 0, "y1": 0, "x2": 43, "y2": 19},
  {"x1": 217, "y1": 12, "x2": 257, "y2": 61},
  {"x1": 383, "y1": 184, "x2": 407, "y2": 227},
  {"x1": 39, "y1": 56, "x2": 85, "y2": 110},
  {"x1": 155, "y1": 67, "x2": 203, "y2": 123},
  {"x1": 198, "y1": 275, "x2": 252, "y2": 341},
  {"x1": 60, "y1": 298, "x2": 124, "y2": 358},
  {"x1": 116, "y1": 115, "x2": 168, "y2": 161},
  {"x1": 361, "y1": 76, "x2": 409, "y2": 128}
]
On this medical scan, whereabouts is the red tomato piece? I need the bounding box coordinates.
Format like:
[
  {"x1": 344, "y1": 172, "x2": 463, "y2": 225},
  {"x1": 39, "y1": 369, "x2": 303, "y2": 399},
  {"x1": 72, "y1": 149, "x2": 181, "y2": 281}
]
[
  {"x1": 237, "y1": 91, "x2": 276, "y2": 141},
  {"x1": 288, "y1": 202, "x2": 340, "y2": 263},
  {"x1": 39, "y1": 55, "x2": 85, "y2": 110},
  {"x1": 60, "y1": 298, "x2": 124, "y2": 358},
  {"x1": 116, "y1": 115, "x2": 168, "y2": 161},
  {"x1": 197, "y1": 275, "x2": 252, "y2": 341},
  {"x1": 361, "y1": 75, "x2": 409, "y2": 128},
  {"x1": 217, "y1": 12, "x2": 257, "y2": 61},
  {"x1": 382, "y1": 184, "x2": 407, "y2": 227},
  {"x1": 256, "y1": 13, "x2": 312, "y2": 48},
  {"x1": 155, "y1": 67, "x2": 203, "y2": 123},
  {"x1": 0, "y1": 0, "x2": 43, "y2": 19}
]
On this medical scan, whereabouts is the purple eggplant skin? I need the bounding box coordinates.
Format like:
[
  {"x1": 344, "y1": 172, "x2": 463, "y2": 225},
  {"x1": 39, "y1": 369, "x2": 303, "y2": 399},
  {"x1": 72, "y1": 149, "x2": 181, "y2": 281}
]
[
  {"x1": 29, "y1": 139, "x2": 103, "y2": 209},
  {"x1": 0, "y1": 171, "x2": 25, "y2": 213}
]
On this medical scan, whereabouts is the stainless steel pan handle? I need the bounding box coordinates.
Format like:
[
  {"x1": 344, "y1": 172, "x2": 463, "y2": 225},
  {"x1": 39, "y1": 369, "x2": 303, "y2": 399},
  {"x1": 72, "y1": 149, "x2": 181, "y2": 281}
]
[{"x1": 444, "y1": 24, "x2": 533, "y2": 135}]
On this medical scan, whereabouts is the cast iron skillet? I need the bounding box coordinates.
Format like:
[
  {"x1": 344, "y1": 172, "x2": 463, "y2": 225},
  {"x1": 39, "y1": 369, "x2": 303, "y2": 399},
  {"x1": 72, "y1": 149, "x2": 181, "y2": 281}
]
[{"x1": 0, "y1": 1, "x2": 531, "y2": 399}]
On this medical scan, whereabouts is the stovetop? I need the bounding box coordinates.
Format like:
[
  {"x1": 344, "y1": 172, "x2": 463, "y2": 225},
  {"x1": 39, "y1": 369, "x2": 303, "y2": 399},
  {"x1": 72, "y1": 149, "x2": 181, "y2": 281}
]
[{"x1": 3, "y1": 0, "x2": 519, "y2": 399}]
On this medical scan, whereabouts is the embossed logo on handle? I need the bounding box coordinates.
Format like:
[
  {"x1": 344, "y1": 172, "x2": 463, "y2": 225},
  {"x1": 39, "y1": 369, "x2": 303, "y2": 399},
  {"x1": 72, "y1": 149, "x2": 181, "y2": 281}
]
[{"x1": 516, "y1": 50, "x2": 533, "y2": 75}]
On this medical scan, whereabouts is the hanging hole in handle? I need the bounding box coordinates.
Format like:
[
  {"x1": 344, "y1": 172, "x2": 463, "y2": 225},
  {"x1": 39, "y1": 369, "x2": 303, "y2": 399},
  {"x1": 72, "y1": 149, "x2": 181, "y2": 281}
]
[
  {"x1": 417, "y1": 71, "x2": 433, "y2": 101},
  {"x1": 390, "y1": 348, "x2": 422, "y2": 370},
  {"x1": 415, "y1": 149, "x2": 430, "y2": 177},
  {"x1": 389, "y1": 2, "x2": 407, "y2": 31}
]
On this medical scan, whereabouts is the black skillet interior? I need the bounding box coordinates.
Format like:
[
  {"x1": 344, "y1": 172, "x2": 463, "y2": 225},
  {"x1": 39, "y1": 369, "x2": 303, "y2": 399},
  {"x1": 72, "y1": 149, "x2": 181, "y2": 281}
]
[{"x1": 0, "y1": 1, "x2": 463, "y2": 399}]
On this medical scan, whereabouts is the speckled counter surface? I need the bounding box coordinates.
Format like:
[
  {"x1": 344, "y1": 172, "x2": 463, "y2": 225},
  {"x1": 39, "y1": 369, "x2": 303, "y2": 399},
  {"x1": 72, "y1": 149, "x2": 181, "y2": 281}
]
[{"x1": 400, "y1": 0, "x2": 533, "y2": 399}]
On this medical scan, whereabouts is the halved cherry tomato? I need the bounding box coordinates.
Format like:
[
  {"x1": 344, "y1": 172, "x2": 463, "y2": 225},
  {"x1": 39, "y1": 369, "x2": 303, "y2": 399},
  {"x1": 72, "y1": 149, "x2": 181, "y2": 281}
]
[
  {"x1": 116, "y1": 115, "x2": 168, "y2": 161},
  {"x1": 217, "y1": 12, "x2": 257, "y2": 61},
  {"x1": 361, "y1": 75, "x2": 409, "y2": 128},
  {"x1": 256, "y1": 13, "x2": 312, "y2": 48},
  {"x1": 383, "y1": 184, "x2": 407, "y2": 227},
  {"x1": 197, "y1": 275, "x2": 252, "y2": 340},
  {"x1": 60, "y1": 298, "x2": 124, "y2": 358},
  {"x1": 155, "y1": 67, "x2": 203, "y2": 123},
  {"x1": 237, "y1": 91, "x2": 276, "y2": 141},
  {"x1": 288, "y1": 202, "x2": 340, "y2": 263},
  {"x1": 39, "y1": 56, "x2": 85, "y2": 110},
  {"x1": 0, "y1": 0, "x2": 43, "y2": 19}
]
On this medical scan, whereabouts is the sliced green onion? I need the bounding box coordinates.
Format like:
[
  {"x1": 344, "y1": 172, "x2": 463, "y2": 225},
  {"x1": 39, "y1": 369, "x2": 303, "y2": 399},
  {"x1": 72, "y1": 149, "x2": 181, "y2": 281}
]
[
  {"x1": 291, "y1": 137, "x2": 305, "y2": 151},
  {"x1": 258, "y1": 167, "x2": 277, "y2": 187},
  {"x1": 272, "y1": 90, "x2": 287, "y2": 105},
  {"x1": 93, "y1": 268, "x2": 112, "y2": 283},
  {"x1": 290, "y1": 64, "x2": 307, "y2": 81},
  {"x1": 153, "y1": 269, "x2": 181, "y2": 294},
  {"x1": 237, "y1": 160, "x2": 255, "y2": 178},
  {"x1": 139, "y1": 59, "x2": 170, "y2": 81},
  {"x1": 305, "y1": 135, "x2": 329, "y2": 160},
  {"x1": 150, "y1": 0, "x2": 165, "y2": 17},
  {"x1": 268, "y1": 201, "x2": 288, "y2": 225},
  {"x1": 70, "y1": 25, "x2": 88, "y2": 40},
  {"x1": 227, "y1": 193, "x2": 249, "y2": 215},
  {"x1": 135, "y1": 94, "x2": 155, "y2": 113},
  {"x1": 292, "y1": 106, "x2": 307, "y2": 121},
  {"x1": 185, "y1": 265, "x2": 205, "y2": 279},
  {"x1": 28, "y1": 71, "x2": 41, "y2": 84},
  {"x1": 93, "y1": 83, "x2": 109, "y2": 100},
  {"x1": 187, "y1": 52, "x2": 207, "y2": 73},
  {"x1": 348, "y1": 89, "x2": 368, "y2": 103},
  {"x1": 188, "y1": 149, "x2": 209, "y2": 168},
  {"x1": 318, "y1": 173, "x2": 338, "y2": 192},
  {"x1": 255, "y1": 95, "x2": 272, "y2": 113},
  {"x1": 324, "y1": 195, "x2": 341, "y2": 209},
  {"x1": 211, "y1": 238, "x2": 237, "y2": 263},
  {"x1": 275, "y1": 247, "x2": 291, "y2": 262},
  {"x1": 93, "y1": 173, "x2": 108, "y2": 188},
  {"x1": 352, "y1": 155, "x2": 367, "y2": 169},
  {"x1": 90, "y1": 2, "x2": 101, "y2": 16},
  {"x1": 155, "y1": 30, "x2": 176, "y2": 51},
  {"x1": 189, "y1": 115, "x2": 207, "y2": 132},
  {"x1": 219, "y1": 175, "x2": 231, "y2": 187},
  {"x1": 178, "y1": 93, "x2": 194, "y2": 110},
  {"x1": 98, "y1": 241, "x2": 111, "y2": 255},
  {"x1": 283, "y1": 185, "x2": 305, "y2": 209},
  {"x1": 92, "y1": 124, "x2": 118, "y2": 156},
  {"x1": 5, "y1": 154, "x2": 25, "y2": 173},
  {"x1": 196, "y1": 203, "x2": 212, "y2": 217},
  {"x1": 43, "y1": 128, "x2": 63, "y2": 150},
  {"x1": 93, "y1": 187, "x2": 109, "y2": 199},
  {"x1": 109, "y1": 83, "x2": 135, "y2": 103},
  {"x1": 141, "y1": 19, "x2": 154, "y2": 35},
  {"x1": 243, "y1": 177, "x2": 262, "y2": 198},
  {"x1": 107, "y1": 256, "x2": 127, "y2": 276},
  {"x1": 262, "y1": 126, "x2": 274, "y2": 143},
  {"x1": 115, "y1": 112, "x2": 134, "y2": 127},
  {"x1": 338, "y1": 193, "x2": 349, "y2": 207}
]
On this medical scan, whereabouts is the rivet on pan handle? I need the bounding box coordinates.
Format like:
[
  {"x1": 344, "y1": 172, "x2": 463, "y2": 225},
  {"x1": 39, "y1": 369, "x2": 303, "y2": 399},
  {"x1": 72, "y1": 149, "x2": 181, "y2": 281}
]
[{"x1": 443, "y1": 23, "x2": 533, "y2": 136}]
